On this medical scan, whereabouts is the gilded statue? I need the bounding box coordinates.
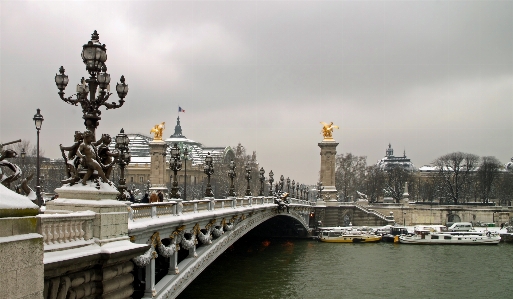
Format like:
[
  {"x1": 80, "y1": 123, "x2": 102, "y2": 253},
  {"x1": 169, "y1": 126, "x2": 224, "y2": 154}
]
[
  {"x1": 320, "y1": 121, "x2": 339, "y2": 140},
  {"x1": 150, "y1": 122, "x2": 165, "y2": 140}
]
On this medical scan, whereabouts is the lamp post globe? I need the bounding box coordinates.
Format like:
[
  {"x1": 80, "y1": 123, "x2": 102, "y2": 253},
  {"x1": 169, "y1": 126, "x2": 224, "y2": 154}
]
[{"x1": 33, "y1": 109, "x2": 44, "y2": 207}]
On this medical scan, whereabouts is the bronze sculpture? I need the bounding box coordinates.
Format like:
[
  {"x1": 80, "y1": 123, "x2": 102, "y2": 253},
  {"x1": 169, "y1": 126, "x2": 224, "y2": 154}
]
[
  {"x1": 95, "y1": 133, "x2": 118, "y2": 179},
  {"x1": 76, "y1": 130, "x2": 110, "y2": 185},
  {"x1": 60, "y1": 131, "x2": 83, "y2": 185}
]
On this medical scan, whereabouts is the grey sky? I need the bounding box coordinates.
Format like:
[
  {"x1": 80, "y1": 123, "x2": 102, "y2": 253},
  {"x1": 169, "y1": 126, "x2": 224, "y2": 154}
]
[{"x1": 1, "y1": 1, "x2": 512, "y2": 185}]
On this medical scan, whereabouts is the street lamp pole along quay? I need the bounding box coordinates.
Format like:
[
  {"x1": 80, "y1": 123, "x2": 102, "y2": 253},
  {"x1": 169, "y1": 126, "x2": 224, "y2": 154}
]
[
  {"x1": 33, "y1": 109, "x2": 44, "y2": 207},
  {"x1": 54, "y1": 30, "x2": 129, "y2": 140}
]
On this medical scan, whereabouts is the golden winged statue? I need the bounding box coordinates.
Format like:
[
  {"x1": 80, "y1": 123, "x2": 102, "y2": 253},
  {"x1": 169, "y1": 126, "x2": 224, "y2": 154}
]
[
  {"x1": 150, "y1": 122, "x2": 166, "y2": 141},
  {"x1": 320, "y1": 121, "x2": 339, "y2": 140}
]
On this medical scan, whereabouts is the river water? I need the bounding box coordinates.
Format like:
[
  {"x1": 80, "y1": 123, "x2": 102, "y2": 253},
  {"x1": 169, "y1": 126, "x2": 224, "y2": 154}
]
[{"x1": 178, "y1": 235, "x2": 513, "y2": 299}]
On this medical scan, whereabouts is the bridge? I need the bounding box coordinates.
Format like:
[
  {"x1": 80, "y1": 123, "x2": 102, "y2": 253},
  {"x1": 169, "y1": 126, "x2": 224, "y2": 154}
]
[
  {"x1": 128, "y1": 197, "x2": 312, "y2": 298},
  {"x1": 35, "y1": 194, "x2": 313, "y2": 299}
]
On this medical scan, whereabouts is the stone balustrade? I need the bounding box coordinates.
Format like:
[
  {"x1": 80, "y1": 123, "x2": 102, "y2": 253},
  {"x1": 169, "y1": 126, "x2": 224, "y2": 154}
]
[
  {"x1": 128, "y1": 197, "x2": 313, "y2": 221},
  {"x1": 38, "y1": 211, "x2": 95, "y2": 251}
]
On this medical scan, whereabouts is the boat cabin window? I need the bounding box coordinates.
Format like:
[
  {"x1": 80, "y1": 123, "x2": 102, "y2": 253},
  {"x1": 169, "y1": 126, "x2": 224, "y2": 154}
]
[
  {"x1": 431, "y1": 235, "x2": 439, "y2": 239},
  {"x1": 444, "y1": 236, "x2": 452, "y2": 240}
]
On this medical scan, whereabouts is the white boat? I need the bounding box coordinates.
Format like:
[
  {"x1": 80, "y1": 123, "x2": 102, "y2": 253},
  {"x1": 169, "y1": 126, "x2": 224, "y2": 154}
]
[{"x1": 399, "y1": 229, "x2": 501, "y2": 245}]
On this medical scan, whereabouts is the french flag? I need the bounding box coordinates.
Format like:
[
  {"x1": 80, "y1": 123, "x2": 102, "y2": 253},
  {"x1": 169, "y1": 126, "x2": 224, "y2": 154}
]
[{"x1": 179, "y1": 106, "x2": 185, "y2": 113}]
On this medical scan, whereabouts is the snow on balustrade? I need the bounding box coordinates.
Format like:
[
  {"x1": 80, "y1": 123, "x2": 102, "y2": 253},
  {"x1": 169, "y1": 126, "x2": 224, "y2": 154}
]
[{"x1": 38, "y1": 211, "x2": 95, "y2": 251}]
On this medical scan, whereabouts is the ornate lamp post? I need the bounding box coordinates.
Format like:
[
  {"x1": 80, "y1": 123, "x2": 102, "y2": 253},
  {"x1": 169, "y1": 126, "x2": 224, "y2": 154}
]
[
  {"x1": 286, "y1": 177, "x2": 290, "y2": 193},
  {"x1": 268, "y1": 170, "x2": 274, "y2": 196},
  {"x1": 169, "y1": 143, "x2": 182, "y2": 199},
  {"x1": 204, "y1": 152, "x2": 214, "y2": 197},
  {"x1": 33, "y1": 109, "x2": 44, "y2": 207},
  {"x1": 279, "y1": 175, "x2": 284, "y2": 192},
  {"x1": 245, "y1": 162, "x2": 252, "y2": 196},
  {"x1": 228, "y1": 160, "x2": 236, "y2": 197},
  {"x1": 291, "y1": 180, "x2": 295, "y2": 198},
  {"x1": 305, "y1": 186, "x2": 310, "y2": 201},
  {"x1": 180, "y1": 145, "x2": 190, "y2": 200},
  {"x1": 115, "y1": 128, "x2": 131, "y2": 199},
  {"x1": 55, "y1": 30, "x2": 128, "y2": 139},
  {"x1": 259, "y1": 167, "x2": 265, "y2": 196},
  {"x1": 146, "y1": 180, "x2": 151, "y2": 194},
  {"x1": 317, "y1": 182, "x2": 324, "y2": 200}
]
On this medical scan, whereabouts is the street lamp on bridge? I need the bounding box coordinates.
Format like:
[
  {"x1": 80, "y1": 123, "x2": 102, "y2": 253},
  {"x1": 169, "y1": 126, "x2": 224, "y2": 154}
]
[
  {"x1": 115, "y1": 128, "x2": 131, "y2": 200},
  {"x1": 245, "y1": 162, "x2": 252, "y2": 196},
  {"x1": 228, "y1": 160, "x2": 236, "y2": 197},
  {"x1": 279, "y1": 175, "x2": 284, "y2": 192},
  {"x1": 54, "y1": 30, "x2": 128, "y2": 139},
  {"x1": 204, "y1": 152, "x2": 214, "y2": 197},
  {"x1": 268, "y1": 170, "x2": 274, "y2": 196},
  {"x1": 259, "y1": 167, "x2": 265, "y2": 196},
  {"x1": 291, "y1": 180, "x2": 295, "y2": 198},
  {"x1": 33, "y1": 108, "x2": 44, "y2": 207},
  {"x1": 170, "y1": 143, "x2": 182, "y2": 199}
]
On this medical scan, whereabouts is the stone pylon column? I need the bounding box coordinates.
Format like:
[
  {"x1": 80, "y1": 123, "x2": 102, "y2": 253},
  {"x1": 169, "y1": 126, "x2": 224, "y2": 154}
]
[
  {"x1": 149, "y1": 140, "x2": 168, "y2": 187},
  {"x1": 318, "y1": 139, "x2": 338, "y2": 205}
]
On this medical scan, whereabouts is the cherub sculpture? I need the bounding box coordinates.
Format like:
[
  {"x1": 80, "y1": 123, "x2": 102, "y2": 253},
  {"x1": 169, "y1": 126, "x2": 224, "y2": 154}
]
[
  {"x1": 76, "y1": 130, "x2": 110, "y2": 185},
  {"x1": 95, "y1": 134, "x2": 119, "y2": 179},
  {"x1": 150, "y1": 122, "x2": 165, "y2": 140},
  {"x1": 320, "y1": 121, "x2": 339, "y2": 139},
  {"x1": 60, "y1": 131, "x2": 83, "y2": 185}
]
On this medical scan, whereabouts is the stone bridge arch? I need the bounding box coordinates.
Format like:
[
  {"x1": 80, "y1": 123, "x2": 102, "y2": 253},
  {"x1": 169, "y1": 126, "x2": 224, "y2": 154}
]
[{"x1": 131, "y1": 204, "x2": 312, "y2": 299}]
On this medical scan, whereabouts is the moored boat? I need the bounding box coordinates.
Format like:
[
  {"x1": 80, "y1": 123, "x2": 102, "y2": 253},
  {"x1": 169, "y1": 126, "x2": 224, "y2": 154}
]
[
  {"x1": 318, "y1": 228, "x2": 381, "y2": 243},
  {"x1": 399, "y1": 229, "x2": 500, "y2": 245}
]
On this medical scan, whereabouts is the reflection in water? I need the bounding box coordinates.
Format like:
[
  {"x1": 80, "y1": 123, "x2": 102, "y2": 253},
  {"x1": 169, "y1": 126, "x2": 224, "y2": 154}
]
[{"x1": 178, "y1": 234, "x2": 513, "y2": 299}]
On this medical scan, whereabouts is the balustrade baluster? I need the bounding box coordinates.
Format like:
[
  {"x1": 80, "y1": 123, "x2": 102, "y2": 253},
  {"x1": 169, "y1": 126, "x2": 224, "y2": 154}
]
[
  {"x1": 46, "y1": 223, "x2": 53, "y2": 244},
  {"x1": 63, "y1": 222, "x2": 70, "y2": 242},
  {"x1": 69, "y1": 221, "x2": 76, "y2": 241}
]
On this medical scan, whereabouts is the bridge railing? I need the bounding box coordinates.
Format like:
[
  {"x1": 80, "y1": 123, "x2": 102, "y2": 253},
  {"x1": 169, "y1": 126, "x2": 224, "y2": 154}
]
[
  {"x1": 127, "y1": 196, "x2": 315, "y2": 221},
  {"x1": 128, "y1": 196, "x2": 313, "y2": 221},
  {"x1": 38, "y1": 211, "x2": 95, "y2": 250}
]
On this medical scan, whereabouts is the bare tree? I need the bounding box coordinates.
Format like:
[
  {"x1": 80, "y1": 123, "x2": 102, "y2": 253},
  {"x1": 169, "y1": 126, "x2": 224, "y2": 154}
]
[
  {"x1": 335, "y1": 153, "x2": 367, "y2": 201},
  {"x1": 363, "y1": 165, "x2": 385, "y2": 203},
  {"x1": 383, "y1": 165, "x2": 412, "y2": 203},
  {"x1": 433, "y1": 152, "x2": 479, "y2": 204},
  {"x1": 476, "y1": 156, "x2": 502, "y2": 203},
  {"x1": 496, "y1": 171, "x2": 513, "y2": 206}
]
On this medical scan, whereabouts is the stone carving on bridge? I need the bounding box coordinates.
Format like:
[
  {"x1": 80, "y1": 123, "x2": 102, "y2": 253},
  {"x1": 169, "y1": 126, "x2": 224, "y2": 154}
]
[
  {"x1": 133, "y1": 246, "x2": 157, "y2": 268},
  {"x1": 320, "y1": 121, "x2": 339, "y2": 140}
]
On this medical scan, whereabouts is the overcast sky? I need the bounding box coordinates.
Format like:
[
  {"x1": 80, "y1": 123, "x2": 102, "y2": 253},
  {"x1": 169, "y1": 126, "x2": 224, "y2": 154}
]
[{"x1": 1, "y1": 0, "x2": 512, "y2": 185}]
